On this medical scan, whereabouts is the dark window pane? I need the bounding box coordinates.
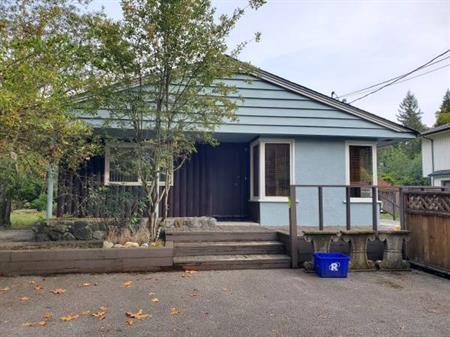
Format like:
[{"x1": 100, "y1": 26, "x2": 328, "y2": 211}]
[
  {"x1": 253, "y1": 145, "x2": 259, "y2": 197},
  {"x1": 349, "y1": 145, "x2": 373, "y2": 198},
  {"x1": 109, "y1": 146, "x2": 140, "y2": 183},
  {"x1": 265, "y1": 143, "x2": 290, "y2": 197}
]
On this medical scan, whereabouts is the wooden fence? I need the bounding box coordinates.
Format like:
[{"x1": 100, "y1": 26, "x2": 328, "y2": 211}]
[{"x1": 405, "y1": 190, "x2": 450, "y2": 274}]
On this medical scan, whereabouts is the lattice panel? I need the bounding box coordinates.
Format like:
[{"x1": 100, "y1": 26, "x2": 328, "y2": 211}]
[{"x1": 406, "y1": 192, "x2": 450, "y2": 215}]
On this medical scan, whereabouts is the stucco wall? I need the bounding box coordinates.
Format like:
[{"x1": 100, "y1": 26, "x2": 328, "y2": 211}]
[{"x1": 259, "y1": 137, "x2": 380, "y2": 227}]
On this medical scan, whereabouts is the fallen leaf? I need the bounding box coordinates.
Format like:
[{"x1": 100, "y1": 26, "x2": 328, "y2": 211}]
[
  {"x1": 0, "y1": 287, "x2": 10, "y2": 292},
  {"x1": 79, "y1": 283, "x2": 91, "y2": 288},
  {"x1": 50, "y1": 288, "x2": 65, "y2": 295},
  {"x1": 148, "y1": 292, "x2": 155, "y2": 296},
  {"x1": 182, "y1": 270, "x2": 197, "y2": 278},
  {"x1": 151, "y1": 298, "x2": 160, "y2": 304},
  {"x1": 22, "y1": 322, "x2": 34, "y2": 327},
  {"x1": 60, "y1": 314, "x2": 79, "y2": 321},
  {"x1": 43, "y1": 312, "x2": 53, "y2": 321},
  {"x1": 35, "y1": 321, "x2": 47, "y2": 327},
  {"x1": 170, "y1": 307, "x2": 180, "y2": 316},
  {"x1": 191, "y1": 289, "x2": 199, "y2": 297},
  {"x1": 79, "y1": 310, "x2": 91, "y2": 316},
  {"x1": 33, "y1": 284, "x2": 44, "y2": 291},
  {"x1": 126, "y1": 309, "x2": 150, "y2": 320},
  {"x1": 126, "y1": 319, "x2": 134, "y2": 325},
  {"x1": 19, "y1": 296, "x2": 31, "y2": 302},
  {"x1": 122, "y1": 281, "x2": 133, "y2": 288},
  {"x1": 22, "y1": 312, "x2": 52, "y2": 327},
  {"x1": 92, "y1": 306, "x2": 107, "y2": 320}
]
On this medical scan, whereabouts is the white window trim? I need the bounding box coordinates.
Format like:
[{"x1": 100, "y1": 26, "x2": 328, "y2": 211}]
[
  {"x1": 345, "y1": 141, "x2": 378, "y2": 202},
  {"x1": 104, "y1": 142, "x2": 173, "y2": 187},
  {"x1": 250, "y1": 138, "x2": 295, "y2": 202}
]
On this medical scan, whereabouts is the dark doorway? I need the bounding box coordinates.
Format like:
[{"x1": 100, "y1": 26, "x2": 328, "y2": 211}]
[{"x1": 167, "y1": 143, "x2": 250, "y2": 220}]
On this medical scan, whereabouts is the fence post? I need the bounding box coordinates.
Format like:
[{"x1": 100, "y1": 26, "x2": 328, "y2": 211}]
[
  {"x1": 372, "y1": 186, "x2": 378, "y2": 232},
  {"x1": 346, "y1": 186, "x2": 351, "y2": 230},
  {"x1": 399, "y1": 187, "x2": 405, "y2": 230},
  {"x1": 318, "y1": 186, "x2": 324, "y2": 231},
  {"x1": 289, "y1": 186, "x2": 298, "y2": 269}
]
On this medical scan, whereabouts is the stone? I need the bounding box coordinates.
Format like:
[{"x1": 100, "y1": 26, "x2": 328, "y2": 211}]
[
  {"x1": 70, "y1": 221, "x2": 93, "y2": 240},
  {"x1": 341, "y1": 231, "x2": 377, "y2": 271},
  {"x1": 93, "y1": 230, "x2": 106, "y2": 241},
  {"x1": 103, "y1": 241, "x2": 114, "y2": 249},
  {"x1": 376, "y1": 231, "x2": 410, "y2": 271},
  {"x1": 113, "y1": 244, "x2": 124, "y2": 248},
  {"x1": 163, "y1": 217, "x2": 217, "y2": 229},
  {"x1": 48, "y1": 230, "x2": 64, "y2": 241},
  {"x1": 62, "y1": 232, "x2": 76, "y2": 241},
  {"x1": 141, "y1": 243, "x2": 149, "y2": 248},
  {"x1": 124, "y1": 241, "x2": 139, "y2": 248}
]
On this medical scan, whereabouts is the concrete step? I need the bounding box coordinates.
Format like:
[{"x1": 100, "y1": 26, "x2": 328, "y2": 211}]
[
  {"x1": 174, "y1": 241, "x2": 285, "y2": 256},
  {"x1": 166, "y1": 231, "x2": 278, "y2": 242},
  {"x1": 173, "y1": 254, "x2": 291, "y2": 270}
]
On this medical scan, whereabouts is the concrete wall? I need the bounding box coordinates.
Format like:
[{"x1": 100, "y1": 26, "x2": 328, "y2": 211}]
[{"x1": 259, "y1": 137, "x2": 380, "y2": 227}]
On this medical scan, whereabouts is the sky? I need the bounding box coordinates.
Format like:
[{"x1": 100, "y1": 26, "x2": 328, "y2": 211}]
[{"x1": 90, "y1": 0, "x2": 450, "y2": 127}]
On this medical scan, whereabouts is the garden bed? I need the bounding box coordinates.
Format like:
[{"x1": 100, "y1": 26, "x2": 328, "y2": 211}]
[{"x1": 0, "y1": 241, "x2": 174, "y2": 276}]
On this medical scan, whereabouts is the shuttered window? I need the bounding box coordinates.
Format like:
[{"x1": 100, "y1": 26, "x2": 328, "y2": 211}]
[
  {"x1": 265, "y1": 144, "x2": 290, "y2": 197},
  {"x1": 349, "y1": 145, "x2": 373, "y2": 198}
]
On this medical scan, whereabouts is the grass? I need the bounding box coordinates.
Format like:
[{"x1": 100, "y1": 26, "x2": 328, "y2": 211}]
[{"x1": 10, "y1": 210, "x2": 46, "y2": 230}]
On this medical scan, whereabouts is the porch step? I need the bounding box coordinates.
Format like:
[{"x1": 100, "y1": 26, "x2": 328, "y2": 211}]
[
  {"x1": 166, "y1": 231, "x2": 278, "y2": 243},
  {"x1": 174, "y1": 254, "x2": 291, "y2": 270},
  {"x1": 174, "y1": 241, "x2": 285, "y2": 256}
]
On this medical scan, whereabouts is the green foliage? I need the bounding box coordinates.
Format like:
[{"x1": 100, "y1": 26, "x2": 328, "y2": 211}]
[
  {"x1": 379, "y1": 146, "x2": 428, "y2": 186},
  {"x1": 30, "y1": 193, "x2": 49, "y2": 211},
  {"x1": 90, "y1": 0, "x2": 265, "y2": 240},
  {"x1": 435, "y1": 89, "x2": 450, "y2": 127},
  {"x1": 396, "y1": 91, "x2": 426, "y2": 132}
]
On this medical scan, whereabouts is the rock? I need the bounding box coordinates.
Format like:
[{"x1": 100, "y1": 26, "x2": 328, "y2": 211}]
[
  {"x1": 124, "y1": 241, "x2": 139, "y2": 248},
  {"x1": 103, "y1": 241, "x2": 114, "y2": 249},
  {"x1": 141, "y1": 243, "x2": 149, "y2": 248},
  {"x1": 163, "y1": 217, "x2": 217, "y2": 229},
  {"x1": 113, "y1": 244, "x2": 124, "y2": 248},
  {"x1": 48, "y1": 230, "x2": 64, "y2": 241},
  {"x1": 93, "y1": 231, "x2": 106, "y2": 240},
  {"x1": 62, "y1": 232, "x2": 76, "y2": 241},
  {"x1": 70, "y1": 221, "x2": 93, "y2": 240}
]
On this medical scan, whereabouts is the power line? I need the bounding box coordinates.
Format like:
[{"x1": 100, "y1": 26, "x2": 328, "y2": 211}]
[
  {"x1": 340, "y1": 55, "x2": 450, "y2": 98},
  {"x1": 346, "y1": 49, "x2": 450, "y2": 104},
  {"x1": 393, "y1": 63, "x2": 450, "y2": 86}
]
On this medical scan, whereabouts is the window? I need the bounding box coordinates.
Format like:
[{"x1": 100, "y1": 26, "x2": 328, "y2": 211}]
[
  {"x1": 104, "y1": 143, "x2": 171, "y2": 186},
  {"x1": 442, "y1": 180, "x2": 450, "y2": 188},
  {"x1": 250, "y1": 139, "x2": 294, "y2": 201},
  {"x1": 265, "y1": 144, "x2": 290, "y2": 197},
  {"x1": 346, "y1": 143, "x2": 377, "y2": 199}
]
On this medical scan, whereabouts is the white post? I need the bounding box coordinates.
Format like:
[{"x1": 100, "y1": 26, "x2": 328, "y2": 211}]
[{"x1": 46, "y1": 163, "x2": 54, "y2": 222}]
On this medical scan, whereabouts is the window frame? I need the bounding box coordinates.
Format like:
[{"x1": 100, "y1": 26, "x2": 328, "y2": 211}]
[
  {"x1": 104, "y1": 142, "x2": 173, "y2": 187},
  {"x1": 250, "y1": 138, "x2": 295, "y2": 202},
  {"x1": 345, "y1": 141, "x2": 378, "y2": 202}
]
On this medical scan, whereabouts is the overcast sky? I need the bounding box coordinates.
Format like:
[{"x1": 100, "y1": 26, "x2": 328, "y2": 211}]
[{"x1": 91, "y1": 0, "x2": 450, "y2": 127}]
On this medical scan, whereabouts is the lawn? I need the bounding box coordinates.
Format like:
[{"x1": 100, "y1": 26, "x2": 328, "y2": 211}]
[{"x1": 10, "y1": 210, "x2": 45, "y2": 230}]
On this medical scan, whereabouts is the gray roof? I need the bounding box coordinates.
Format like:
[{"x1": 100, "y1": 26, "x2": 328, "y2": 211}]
[
  {"x1": 429, "y1": 169, "x2": 450, "y2": 177},
  {"x1": 421, "y1": 124, "x2": 450, "y2": 137}
]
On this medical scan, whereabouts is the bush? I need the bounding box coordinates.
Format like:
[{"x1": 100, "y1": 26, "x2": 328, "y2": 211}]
[{"x1": 30, "y1": 194, "x2": 48, "y2": 211}]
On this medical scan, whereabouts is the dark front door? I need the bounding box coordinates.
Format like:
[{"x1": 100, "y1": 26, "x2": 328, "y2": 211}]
[{"x1": 167, "y1": 143, "x2": 249, "y2": 220}]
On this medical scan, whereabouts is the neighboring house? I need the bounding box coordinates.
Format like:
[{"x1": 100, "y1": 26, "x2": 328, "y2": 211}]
[
  {"x1": 422, "y1": 124, "x2": 450, "y2": 187},
  {"x1": 57, "y1": 69, "x2": 416, "y2": 227}
]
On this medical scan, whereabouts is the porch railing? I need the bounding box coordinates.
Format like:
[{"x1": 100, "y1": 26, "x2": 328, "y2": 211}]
[{"x1": 287, "y1": 184, "x2": 449, "y2": 268}]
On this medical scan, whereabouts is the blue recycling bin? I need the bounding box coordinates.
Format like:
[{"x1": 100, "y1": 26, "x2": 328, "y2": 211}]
[{"x1": 313, "y1": 252, "x2": 350, "y2": 278}]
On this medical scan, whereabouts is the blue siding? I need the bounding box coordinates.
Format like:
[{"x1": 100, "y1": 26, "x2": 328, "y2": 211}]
[{"x1": 258, "y1": 138, "x2": 380, "y2": 227}]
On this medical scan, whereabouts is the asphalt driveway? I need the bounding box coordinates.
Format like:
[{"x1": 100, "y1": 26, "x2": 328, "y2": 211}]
[{"x1": 0, "y1": 269, "x2": 449, "y2": 337}]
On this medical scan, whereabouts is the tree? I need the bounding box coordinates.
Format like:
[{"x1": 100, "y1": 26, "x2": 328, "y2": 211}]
[
  {"x1": 92, "y1": 0, "x2": 265, "y2": 241},
  {"x1": 0, "y1": 0, "x2": 105, "y2": 226},
  {"x1": 435, "y1": 89, "x2": 450, "y2": 126},
  {"x1": 396, "y1": 91, "x2": 426, "y2": 132}
]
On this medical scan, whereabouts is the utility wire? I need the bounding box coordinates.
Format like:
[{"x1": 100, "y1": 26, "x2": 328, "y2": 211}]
[
  {"x1": 392, "y1": 63, "x2": 450, "y2": 86},
  {"x1": 340, "y1": 55, "x2": 450, "y2": 98},
  {"x1": 347, "y1": 49, "x2": 450, "y2": 104}
]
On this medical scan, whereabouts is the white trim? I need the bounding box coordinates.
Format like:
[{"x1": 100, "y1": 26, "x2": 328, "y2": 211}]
[
  {"x1": 104, "y1": 143, "x2": 173, "y2": 187},
  {"x1": 250, "y1": 138, "x2": 295, "y2": 202},
  {"x1": 345, "y1": 141, "x2": 378, "y2": 184}
]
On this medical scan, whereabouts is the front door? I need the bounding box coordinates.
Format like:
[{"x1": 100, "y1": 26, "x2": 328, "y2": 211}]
[{"x1": 166, "y1": 143, "x2": 249, "y2": 220}]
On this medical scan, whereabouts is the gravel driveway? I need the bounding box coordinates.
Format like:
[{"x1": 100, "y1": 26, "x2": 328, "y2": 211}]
[{"x1": 0, "y1": 269, "x2": 449, "y2": 337}]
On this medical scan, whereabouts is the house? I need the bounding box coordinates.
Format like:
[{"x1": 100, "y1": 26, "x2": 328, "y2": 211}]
[
  {"x1": 421, "y1": 124, "x2": 450, "y2": 187},
  {"x1": 56, "y1": 69, "x2": 416, "y2": 227}
]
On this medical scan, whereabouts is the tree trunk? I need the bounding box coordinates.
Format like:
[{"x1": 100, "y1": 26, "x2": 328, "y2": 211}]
[{"x1": 0, "y1": 198, "x2": 11, "y2": 228}]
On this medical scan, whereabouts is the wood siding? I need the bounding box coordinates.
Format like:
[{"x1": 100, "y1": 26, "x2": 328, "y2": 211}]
[
  {"x1": 57, "y1": 143, "x2": 250, "y2": 220},
  {"x1": 79, "y1": 74, "x2": 413, "y2": 140}
]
